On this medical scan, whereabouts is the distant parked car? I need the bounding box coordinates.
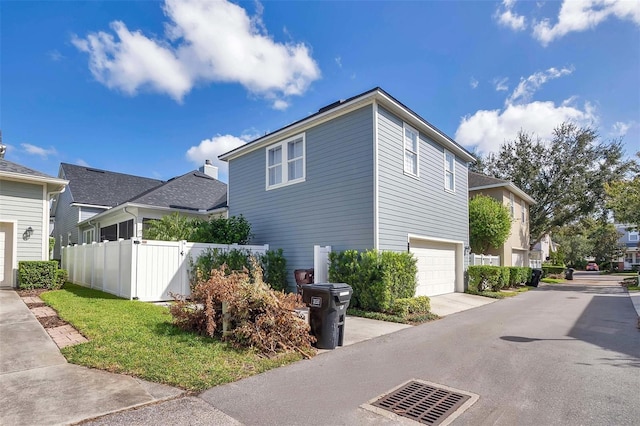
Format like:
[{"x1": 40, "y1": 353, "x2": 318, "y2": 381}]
[{"x1": 586, "y1": 262, "x2": 599, "y2": 271}]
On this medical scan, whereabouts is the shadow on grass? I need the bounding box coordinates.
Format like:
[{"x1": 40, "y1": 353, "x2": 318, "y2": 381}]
[{"x1": 59, "y1": 283, "x2": 124, "y2": 300}]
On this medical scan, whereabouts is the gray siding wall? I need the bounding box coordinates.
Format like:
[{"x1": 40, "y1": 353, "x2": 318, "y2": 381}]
[
  {"x1": 0, "y1": 180, "x2": 45, "y2": 261},
  {"x1": 80, "y1": 207, "x2": 102, "y2": 222},
  {"x1": 377, "y1": 106, "x2": 469, "y2": 251},
  {"x1": 52, "y1": 188, "x2": 79, "y2": 259},
  {"x1": 228, "y1": 105, "x2": 375, "y2": 289}
]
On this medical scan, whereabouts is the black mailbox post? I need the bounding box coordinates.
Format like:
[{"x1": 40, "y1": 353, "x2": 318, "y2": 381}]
[{"x1": 301, "y1": 283, "x2": 353, "y2": 349}]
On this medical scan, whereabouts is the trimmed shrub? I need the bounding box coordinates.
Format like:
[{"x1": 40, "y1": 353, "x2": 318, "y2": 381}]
[
  {"x1": 390, "y1": 296, "x2": 431, "y2": 318},
  {"x1": 541, "y1": 265, "x2": 565, "y2": 277},
  {"x1": 468, "y1": 265, "x2": 502, "y2": 292},
  {"x1": 328, "y1": 249, "x2": 417, "y2": 313},
  {"x1": 189, "y1": 248, "x2": 288, "y2": 292},
  {"x1": 54, "y1": 269, "x2": 68, "y2": 289},
  {"x1": 508, "y1": 267, "x2": 532, "y2": 287},
  {"x1": 496, "y1": 267, "x2": 510, "y2": 291},
  {"x1": 18, "y1": 261, "x2": 58, "y2": 289}
]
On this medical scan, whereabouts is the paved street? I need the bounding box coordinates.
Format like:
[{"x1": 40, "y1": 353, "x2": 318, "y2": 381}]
[{"x1": 89, "y1": 272, "x2": 640, "y2": 426}]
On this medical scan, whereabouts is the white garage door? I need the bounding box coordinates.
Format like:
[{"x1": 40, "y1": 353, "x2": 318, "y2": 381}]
[
  {"x1": 512, "y1": 251, "x2": 525, "y2": 267},
  {"x1": 410, "y1": 239, "x2": 456, "y2": 297}
]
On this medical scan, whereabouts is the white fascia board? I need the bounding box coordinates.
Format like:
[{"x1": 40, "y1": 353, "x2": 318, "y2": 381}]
[
  {"x1": 77, "y1": 203, "x2": 213, "y2": 226},
  {"x1": 70, "y1": 203, "x2": 112, "y2": 209},
  {"x1": 0, "y1": 171, "x2": 68, "y2": 190},
  {"x1": 469, "y1": 183, "x2": 536, "y2": 205}
]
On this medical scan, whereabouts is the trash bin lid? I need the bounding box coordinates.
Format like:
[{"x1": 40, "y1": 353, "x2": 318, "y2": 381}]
[{"x1": 311, "y1": 283, "x2": 351, "y2": 294}]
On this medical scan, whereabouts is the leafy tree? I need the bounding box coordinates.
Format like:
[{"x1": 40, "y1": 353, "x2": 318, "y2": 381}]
[
  {"x1": 605, "y1": 153, "x2": 640, "y2": 226},
  {"x1": 469, "y1": 195, "x2": 512, "y2": 254},
  {"x1": 475, "y1": 123, "x2": 636, "y2": 248},
  {"x1": 554, "y1": 223, "x2": 594, "y2": 267},
  {"x1": 143, "y1": 213, "x2": 199, "y2": 241},
  {"x1": 589, "y1": 222, "x2": 626, "y2": 270}
]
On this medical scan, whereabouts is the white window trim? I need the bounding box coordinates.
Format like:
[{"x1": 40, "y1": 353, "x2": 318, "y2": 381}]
[
  {"x1": 443, "y1": 150, "x2": 455, "y2": 193},
  {"x1": 403, "y1": 123, "x2": 419, "y2": 178},
  {"x1": 265, "y1": 133, "x2": 306, "y2": 190},
  {"x1": 510, "y1": 193, "x2": 515, "y2": 218},
  {"x1": 629, "y1": 231, "x2": 639, "y2": 242},
  {"x1": 83, "y1": 228, "x2": 95, "y2": 244},
  {"x1": 521, "y1": 200, "x2": 526, "y2": 222}
]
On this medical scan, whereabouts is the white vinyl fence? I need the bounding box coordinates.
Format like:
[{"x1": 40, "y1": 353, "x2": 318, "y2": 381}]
[
  {"x1": 313, "y1": 245, "x2": 332, "y2": 283},
  {"x1": 61, "y1": 239, "x2": 269, "y2": 301},
  {"x1": 467, "y1": 253, "x2": 501, "y2": 266},
  {"x1": 529, "y1": 259, "x2": 542, "y2": 268}
]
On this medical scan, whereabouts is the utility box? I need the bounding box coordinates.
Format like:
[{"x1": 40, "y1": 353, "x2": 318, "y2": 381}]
[{"x1": 301, "y1": 283, "x2": 352, "y2": 349}]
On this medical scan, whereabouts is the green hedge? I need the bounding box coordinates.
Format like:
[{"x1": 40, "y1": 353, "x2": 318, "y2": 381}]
[
  {"x1": 542, "y1": 265, "x2": 565, "y2": 277},
  {"x1": 390, "y1": 296, "x2": 431, "y2": 318},
  {"x1": 189, "y1": 248, "x2": 288, "y2": 292},
  {"x1": 468, "y1": 265, "x2": 503, "y2": 292},
  {"x1": 18, "y1": 261, "x2": 66, "y2": 290},
  {"x1": 328, "y1": 249, "x2": 417, "y2": 312},
  {"x1": 508, "y1": 267, "x2": 532, "y2": 286}
]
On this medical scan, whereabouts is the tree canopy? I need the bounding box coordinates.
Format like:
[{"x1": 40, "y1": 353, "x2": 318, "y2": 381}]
[
  {"x1": 468, "y1": 194, "x2": 512, "y2": 254},
  {"x1": 143, "y1": 213, "x2": 252, "y2": 244},
  {"x1": 472, "y1": 123, "x2": 636, "y2": 248},
  {"x1": 605, "y1": 152, "x2": 640, "y2": 227}
]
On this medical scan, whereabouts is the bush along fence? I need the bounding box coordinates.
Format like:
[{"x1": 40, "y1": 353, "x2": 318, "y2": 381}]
[
  {"x1": 18, "y1": 260, "x2": 67, "y2": 290},
  {"x1": 328, "y1": 249, "x2": 428, "y2": 317},
  {"x1": 61, "y1": 239, "x2": 272, "y2": 301},
  {"x1": 467, "y1": 265, "x2": 532, "y2": 292}
]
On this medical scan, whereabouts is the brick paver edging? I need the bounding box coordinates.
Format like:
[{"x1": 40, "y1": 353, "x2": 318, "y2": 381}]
[{"x1": 20, "y1": 295, "x2": 89, "y2": 349}]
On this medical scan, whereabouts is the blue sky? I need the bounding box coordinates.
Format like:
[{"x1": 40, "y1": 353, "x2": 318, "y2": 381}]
[{"x1": 2, "y1": 0, "x2": 639, "y2": 183}]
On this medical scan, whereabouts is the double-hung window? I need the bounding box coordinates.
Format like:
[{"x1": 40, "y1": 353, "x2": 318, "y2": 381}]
[
  {"x1": 630, "y1": 231, "x2": 639, "y2": 242},
  {"x1": 510, "y1": 193, "x2": 515, "y2": 218},
  {"x1": 444, "y1": 150, "x2": 455, "y2": 192},
  {"x1": 403, "y1": 124, "x2": 419, "y2": 177},
  {"x1": 521, "y1": 200, "x2": 526, "y2": 222},
  {"x1": 83, "y1": 228, "x2": 95, "y2": 244},
  {"x1": 266, "y1": 133, "x2": 305, "y2": 189}
]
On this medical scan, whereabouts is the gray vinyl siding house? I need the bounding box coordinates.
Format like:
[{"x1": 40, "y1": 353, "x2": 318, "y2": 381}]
[
  {"x1": 1, "y1": 158, "x2": 67, "y2": 287},
  {"x1": 221, "y1": 87, "x2": 475, "y2": 296}
]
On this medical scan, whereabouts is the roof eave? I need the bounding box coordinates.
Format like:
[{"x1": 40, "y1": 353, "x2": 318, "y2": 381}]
[
  {"x1": 0, "y1": 170, "x2": 68, "y2": 188},
  {"x1": 469, "y1": 183, "x2": 536, "y2": 205}
]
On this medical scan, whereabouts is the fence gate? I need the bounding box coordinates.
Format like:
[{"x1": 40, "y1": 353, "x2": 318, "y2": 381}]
[{"x1": 134, "y1": 240, "x2": 187, "y2": 301}]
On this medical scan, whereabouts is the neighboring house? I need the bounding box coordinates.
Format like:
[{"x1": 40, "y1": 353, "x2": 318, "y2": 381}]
[
  {"x1": 0, "y1": 156, "x2": 68, "y2": 287},
  {"x1": 220, "y1": 87, "x2": 476, "y2": 296},
  {"x1": 531, "y1": 234, "x2": 559, "y2": 263},
  {"x1": 468, "y1": 171, "x2": 536, "y2": 267},
  {"x1": 615, "y1": 224, "x2": 639, "y2": 270},
  {"x1": 51, "y1": 161, "x2": 227, "y2": 259}
]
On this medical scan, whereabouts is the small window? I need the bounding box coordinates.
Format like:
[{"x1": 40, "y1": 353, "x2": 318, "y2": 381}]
[
  {"x1": 266, "y1": 133, "x2": 305, "y2": 189},
  {"x1": 118, "y1": 219, "x2": 134, "y2": 240},
  {"x1": 403, "y1": 124, "x2": 419, "y2": 176},
  {"x1": 100, "y1": 224, "x2": 117, "y2": 242},
  {"x1": 521, "y1": 200, "x2": 526, "y2": 222},
  {"x1": 630, "y1": 231, "x2": 639, "y2": 242},
  {"x1": 510, "y1": 193, "x2": 515, "y2": 218},
  {"x1": 83, "y1": 228, "x2": 95, "y2": 244},
  {"x1": 444, "y1": 150, "x2": 455, "y2": 192}
]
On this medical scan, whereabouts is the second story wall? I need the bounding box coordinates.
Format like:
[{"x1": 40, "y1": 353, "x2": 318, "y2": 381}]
[
  {"x1": 228, "y1": 105, "x2": 375, "y2": 286},
  {"x1": 377, "y1": 106, "x2": 469, "y2": 251}
]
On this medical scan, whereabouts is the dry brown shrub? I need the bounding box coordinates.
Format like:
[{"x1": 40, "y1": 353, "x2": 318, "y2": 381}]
[{"x1": 170, "y1": 259, "x2": 315, "y2": 358}]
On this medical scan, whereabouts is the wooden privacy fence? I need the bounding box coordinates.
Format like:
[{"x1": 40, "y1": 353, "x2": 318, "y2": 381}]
[{"x1": 61, "y1": 239, "x2": 269, "y2": 301}]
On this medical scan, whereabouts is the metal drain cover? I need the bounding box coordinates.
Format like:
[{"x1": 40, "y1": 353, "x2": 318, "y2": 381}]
[{"x1": 363, "y1": 380, "x2": 479, "y2": 425}]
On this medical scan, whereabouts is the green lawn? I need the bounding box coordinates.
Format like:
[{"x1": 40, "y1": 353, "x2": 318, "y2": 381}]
[
  {"x1": 466, "y1": 286, "x2": 532, "y2": 299},
  {"x1": 40, "y1": 284, "x2": 301, "y2": 391},
  {"x1": 541, "y1": 278, "x2": 565, "y2": 284}
]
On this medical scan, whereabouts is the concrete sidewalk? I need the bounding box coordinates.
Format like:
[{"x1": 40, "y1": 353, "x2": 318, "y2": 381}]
[{"x1": 0, "y1": 289, "x2": 185, "y2": 426}]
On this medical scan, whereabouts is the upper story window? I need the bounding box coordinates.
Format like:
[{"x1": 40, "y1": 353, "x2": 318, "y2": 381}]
[
  {"x1": 444, "y1": 150, "x2": 455, "y2": 192},
  {"x1": 521, "y1": 200, "x2": 526, "y2": 222},
  {"x1": 510, "y1": 193, "x2": 515, "y2": 218},
  {"x1": 266, "y1": 133, "x2": 305, "y2": 190},
  {"x1": 630, "y1": 231, "x2": 639, "y2": 242},
  {"x1": 403, "y1": 124, "x2": 419, "y2": 177}
]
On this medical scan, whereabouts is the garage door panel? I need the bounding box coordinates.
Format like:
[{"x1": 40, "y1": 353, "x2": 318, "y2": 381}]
[{"x1": 410, "y1": 239, "x2": 456, "y2": 297}]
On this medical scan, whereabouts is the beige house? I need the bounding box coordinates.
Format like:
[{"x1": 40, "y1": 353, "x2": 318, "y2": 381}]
[{"x1": 468, "y1": 171, "x2": 535, "y2": 267}]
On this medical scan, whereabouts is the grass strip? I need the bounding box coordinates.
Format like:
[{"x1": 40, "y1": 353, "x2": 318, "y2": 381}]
[
  {"x1": 347, "y1": 308, "x2": 438, "y2": 325},
  {"x1": 41, "y1": 284, "x2": 300, "y2": 391}
]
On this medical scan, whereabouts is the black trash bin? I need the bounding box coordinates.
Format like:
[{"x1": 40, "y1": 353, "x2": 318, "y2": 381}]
[
  {"x1": 530, "y1": 269, "x2": 543, "y2": 287},
  {"x1": 301, "y1": 283, "x2": 352, "y2": 349},
  {"x1": 565, "y1": 268, "x2": 575, "y2": 280}
]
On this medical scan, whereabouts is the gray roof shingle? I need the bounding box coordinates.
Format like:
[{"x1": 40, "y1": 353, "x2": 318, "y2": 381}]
[
  {"x1": 0, "y1": 158, "x2": 58, "y2": 179},
  {"x1": 128, "y1": 171, "x2": 227, "y2": 211},
  {"x1": 468, "y1": 171, "x2": 510, "y2": 189},
  {"x1": 60, "y1": 163, "x2": 163, "y2": 207}
]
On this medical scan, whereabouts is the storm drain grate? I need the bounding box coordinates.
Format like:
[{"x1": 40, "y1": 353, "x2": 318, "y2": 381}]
[{"x1": 371, "y1": 380, "x2": 472, "y2": 425}]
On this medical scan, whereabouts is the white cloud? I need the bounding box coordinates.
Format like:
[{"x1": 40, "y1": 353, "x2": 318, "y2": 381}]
[
  {"x1": 76, "y1": 159, "x2": 90, "y2": 167},
  {"x1": 185, "y1": 132, "x2": 258, "y2": 178},
  {"x1": 493, "y1": 77, "x2": 509, "y2": 92},
  {"x1": 335, "y1": 56, "x2": 342, "y2": 68},
  {"x1": 272, "y1": 99, "x2": 289, "y2": 110},
  {"x1": 495, "y1": 0, "x2": 527, "y2": 31},
  {"x1": 455, "y1": 100, "x2": 597, "y2": 153},
  {"x1": 470, "y1": 77, "x2": 479, "y2": 89},
  {"x1": 48, "y1": 50, "x2": 64, "y2": 61},
  {"x1": 21, "y1": 143, "x2": 57, "y2": 158},
  {"x1": 72, "y1": 0, "x2": 321, "y2": 107},
  {"x1": 506, "y1": 66, "x2": 573, "y2": 105},
  {"x1": 534, "y1": 0, "x2": 640, "y2": 46},
  {"x1": 611, "y1": 121, "x2": 635, "y2": 137}
]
